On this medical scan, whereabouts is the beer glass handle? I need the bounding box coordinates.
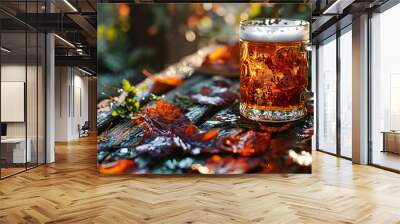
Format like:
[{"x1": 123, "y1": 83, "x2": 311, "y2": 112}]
[{"x1": 303, "y1": 42, "x2": 312, "y2": 52}]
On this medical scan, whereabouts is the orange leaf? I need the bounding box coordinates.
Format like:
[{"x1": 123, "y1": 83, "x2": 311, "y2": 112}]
[
  {"x1": 142, "y1": 69, "x2": 183, "y2": 87},
  {"x1": 201, "y1": 128, "x2": 220, "y2": 141},
  {"x1": 99, "y1": 159, "x2": 135, "y2": 174}
]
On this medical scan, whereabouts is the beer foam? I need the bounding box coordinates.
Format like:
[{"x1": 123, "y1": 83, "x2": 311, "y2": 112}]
[{"x1": 240, "y1": 18, "x2": 309, "y2": 42}]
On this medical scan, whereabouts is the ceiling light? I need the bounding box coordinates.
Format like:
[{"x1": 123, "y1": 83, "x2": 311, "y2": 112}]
[
  {"x1": 78, "y1": 67, "x2": 92, "y2": 76},
  {"x1": 76, "y1": 48, "x2": 86, "y2": 56},
  {"x1": 63, "y1": 0, "x2": 78, "y2": 12},
  {"x1": 54, "y1": 34, "x2": 75, "y2": 48},
  {"x1": 1, "y1": 47, "x2": 11, "y2": 53}
]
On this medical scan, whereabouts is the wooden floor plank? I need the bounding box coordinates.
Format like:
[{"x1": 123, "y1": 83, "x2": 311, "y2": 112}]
[{"x1": 0, "y1": 136, "x2": 399, "y2": 223}]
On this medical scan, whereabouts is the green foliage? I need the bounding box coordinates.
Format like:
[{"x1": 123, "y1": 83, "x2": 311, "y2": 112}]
[
  {"x1": 149, "y1": 94, "x2": 162, "y2": 101},
  {"x1": 97, "y1": 69, "x2": 144, "y2": 101},
  {"x1": 173, "y1": 95, "x2": 194, "y2": 109},
  {"x1": 97, "y1": 4, "x2": 168, "y2": 74},
  {"x1": 111, "y1": 79, "x2": 141, "y2": 119}
]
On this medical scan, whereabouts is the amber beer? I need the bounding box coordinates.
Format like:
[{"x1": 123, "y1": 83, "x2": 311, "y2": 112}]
[{"x1": 239, "y1": 19, "x2": 309, "y2": 122}]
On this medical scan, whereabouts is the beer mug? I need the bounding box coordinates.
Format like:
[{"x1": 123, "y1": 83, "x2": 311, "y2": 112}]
[{"x1": 239, "y1": 18, "x2": 309, "y2": 122}]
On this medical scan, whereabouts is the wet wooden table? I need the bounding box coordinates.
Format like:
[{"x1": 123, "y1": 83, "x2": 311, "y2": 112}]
[{"x1": 97, "y1": 73, "x2": 313, "y2": 174}]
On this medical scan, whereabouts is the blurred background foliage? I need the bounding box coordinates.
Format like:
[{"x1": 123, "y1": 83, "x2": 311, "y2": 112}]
[{"x1": 98, "y1": 3, "x2": 311, "y2": 101}]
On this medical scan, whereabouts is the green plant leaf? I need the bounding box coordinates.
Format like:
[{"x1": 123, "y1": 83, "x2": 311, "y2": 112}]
[{"x1": 122, "y1": 79, "x2": 131, "y2": 92}]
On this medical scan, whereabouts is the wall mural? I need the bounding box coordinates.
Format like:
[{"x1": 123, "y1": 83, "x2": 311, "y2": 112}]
[{"x1": 97, "y1": 3, "x2": 313, "y2": 174}]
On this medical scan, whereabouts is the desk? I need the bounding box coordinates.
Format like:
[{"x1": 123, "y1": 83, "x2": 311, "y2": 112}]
[
  {"x1": 1, "y1": 138, "x2": 31, "y2": 163},
  {"x1": 382, "y1": 131, "x2": 400, "y2": 154}
]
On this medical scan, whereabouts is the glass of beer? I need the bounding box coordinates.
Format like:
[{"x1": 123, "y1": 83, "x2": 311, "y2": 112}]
[{"x1": 239, "y1": 18, "x2": 309, "y2": 122}]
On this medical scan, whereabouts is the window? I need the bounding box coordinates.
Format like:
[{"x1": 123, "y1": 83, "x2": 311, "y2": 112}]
[
  {"x1": 339, "y1": 28, "x2": 352, "y2": 158},
  {"x1": 317, "y1": 36, "x2": 337, "y2": 154},
  {"x1": 0, "y1": 2, "x2": 47, "y2": 179},
  {"x1": 371, "y1": 3, "x2": 400, "y2": 171}
]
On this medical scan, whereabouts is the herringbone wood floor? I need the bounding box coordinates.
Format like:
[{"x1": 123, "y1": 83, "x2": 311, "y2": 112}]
[{"x1": 0, "y1": 137, "x2": 399, "y2": 224}]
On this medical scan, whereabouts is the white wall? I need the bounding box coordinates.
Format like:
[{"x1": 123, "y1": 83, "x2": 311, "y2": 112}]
[
  {"x1": 1, "y1": 65, "x2": 42, "y2": 138},
  {"x1": 1, "y1": 65, "x2": 26, "y2": 138},
  {"x1": 1, "y1": 64, "x2": 46, "y2": 164},
  {"x1": 55, "y1": 66, "x2": 69, "y2": 141},
  {"x1": 54, "y1": 67, "x2": 89, "y2": 141},
  {"x1": 72, "y1": 73, "x2": 89, "y2": 138}
]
